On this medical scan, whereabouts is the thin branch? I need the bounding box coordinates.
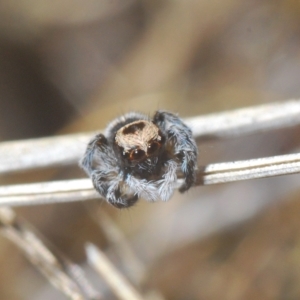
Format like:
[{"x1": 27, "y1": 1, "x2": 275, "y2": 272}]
[
  {"x1": 1, "y1": 152, "x2": 300, "y2": 207},
  {"x1": 86, "y1": 243, "x2": 144, "y2": 300},
  {"x1": 1, "y1": 100, "x2": 300, "y2": 174},
  {"x1": 0, "y1": 207, "x2": 101, "y2": 300},
  {"x1": 188, "y1": 99, "x2": 300, "y2": 138},
  {"x1": 0, "y1": 132, "x2": 91, "y2": 174},
  {"x1": 86, "y1": 209, "x2": 167, "y2": 300},
  {"x1": 88, "y1": 210, "x2": 146, "y2": 284},
  {"x1": 200, "y1": 152, "x2": 300, "y2": 185},
  {"x1": 0, "y1": 179, "x2": 97, "y2": 206}
]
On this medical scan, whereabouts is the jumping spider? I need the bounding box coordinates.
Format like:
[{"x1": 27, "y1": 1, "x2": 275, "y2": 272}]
[{"x1": 80, "y1": 111, "x2": 198, "y2": 208}]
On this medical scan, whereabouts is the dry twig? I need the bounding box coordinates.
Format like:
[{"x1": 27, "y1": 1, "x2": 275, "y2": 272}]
[
  {"x1": 1, "y1": 152, "x2": 300, "y2": 206},
  {"x1": 1, "y1": 100, "x2": 300, "y2": 174},
  {"x1": 0, "y1": 207, "x2": 101, "y2": 300},
  {"x1": 86, "y1": 243, "x2": 144, "y2": 300}
]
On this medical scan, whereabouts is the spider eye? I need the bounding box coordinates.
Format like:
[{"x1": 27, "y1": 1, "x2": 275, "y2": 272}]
[
  {"x1": 129, "y1": 149, "x2": 146, "y2": 161},
  {"x1": 147, "y1": 141, "x2": 161, "y2": 155}
]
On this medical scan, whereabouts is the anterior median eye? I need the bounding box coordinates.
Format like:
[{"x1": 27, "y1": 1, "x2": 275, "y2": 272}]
[
  {"x1": 147, "y1": 141, "x2": 161, "y2": 155},
  {"x1": 130, "y1": 149, "x2": 146, "y2": 161}
]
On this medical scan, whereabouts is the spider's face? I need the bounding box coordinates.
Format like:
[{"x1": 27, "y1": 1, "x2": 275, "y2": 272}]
[{"x1": 115, "y1": 120, "x2": 165, "y2": 166}]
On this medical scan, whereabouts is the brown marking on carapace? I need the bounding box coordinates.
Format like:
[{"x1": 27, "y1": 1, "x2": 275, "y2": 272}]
[{"x1": 122, "y1": 121, "x2": 145, "y2": 135}]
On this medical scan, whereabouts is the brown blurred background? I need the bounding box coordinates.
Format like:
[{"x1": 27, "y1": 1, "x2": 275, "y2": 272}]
[{"x1": 1, "y1": 0, "x2": 300, "y2": 299}]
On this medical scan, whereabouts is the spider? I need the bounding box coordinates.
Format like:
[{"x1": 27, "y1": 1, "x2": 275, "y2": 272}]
[{"x1": 80, "y1": 111, "x2": 198, "y2": 209}]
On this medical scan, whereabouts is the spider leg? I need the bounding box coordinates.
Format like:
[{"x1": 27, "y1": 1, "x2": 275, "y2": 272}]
[
  {"x1": 91, "y1": 171, "x2": 138, "y2": 208},
  {"x1": 153, "y1": 111, "x2": 198, "y2": 193},
  {"x1": 80, "y1": 133, "x2": 108, "y2": 175},
  {"x1": 157, "y1": 160, "x2": 178, "y2": 201},
  {"x1": 80, "y1": 134, "x2": 139, "y2": 208},
  {"x1": 125, "y1": 174, "x2": 161, "y2": 202}
]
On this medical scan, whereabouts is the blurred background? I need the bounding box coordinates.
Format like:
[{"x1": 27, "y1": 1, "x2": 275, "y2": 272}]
[{"x1": 1, "y1": 0, "x2": 300, "y2": 299}]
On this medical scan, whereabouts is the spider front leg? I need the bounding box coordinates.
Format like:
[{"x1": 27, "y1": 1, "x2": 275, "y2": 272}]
[
  {"x1": 153, "y1": 111, "x2": 198, "y2": 193},
  {"x1": 80, "y1": 133, "x2": 138, "y2": 208},
  {"x1": 80, "y1": 133, "x2": 108, "y2": 175},
  {"x1": 91, "y1": 171, "x2": 138, "y2": 208}
]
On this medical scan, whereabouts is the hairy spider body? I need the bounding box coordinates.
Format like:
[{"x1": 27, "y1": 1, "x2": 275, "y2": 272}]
[{"x1": 80, "y1": 111, "x2": 198, "y2": 208}]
